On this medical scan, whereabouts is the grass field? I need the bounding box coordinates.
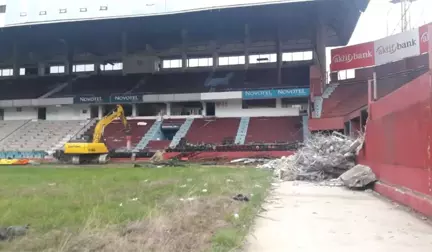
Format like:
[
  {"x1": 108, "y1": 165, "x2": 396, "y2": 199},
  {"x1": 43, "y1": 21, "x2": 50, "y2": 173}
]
[{"x1": 0, "y1": 164, "x2": 271, "y2": 252}]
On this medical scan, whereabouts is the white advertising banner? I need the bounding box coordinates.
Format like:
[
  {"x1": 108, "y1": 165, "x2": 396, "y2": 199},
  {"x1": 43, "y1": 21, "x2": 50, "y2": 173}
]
[{"x1": 374, "y1": 29, "x2": 420, "y2": 66}]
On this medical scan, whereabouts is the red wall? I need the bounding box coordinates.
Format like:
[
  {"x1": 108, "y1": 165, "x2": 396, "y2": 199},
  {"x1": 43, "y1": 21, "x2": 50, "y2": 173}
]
[{"x1": 360, "y1": 71, "x2": 432, "y2": 199}]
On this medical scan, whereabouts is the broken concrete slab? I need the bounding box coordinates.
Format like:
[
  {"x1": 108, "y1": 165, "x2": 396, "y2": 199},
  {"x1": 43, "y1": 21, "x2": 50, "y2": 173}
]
[{"x1": 339, "y1": 164, "x2": 377, "y2": 188}]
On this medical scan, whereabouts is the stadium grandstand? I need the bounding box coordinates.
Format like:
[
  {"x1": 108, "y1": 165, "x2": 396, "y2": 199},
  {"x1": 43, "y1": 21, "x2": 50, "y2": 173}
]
[{"x1": 0, "y1": 0, "x2": 369, "y2": 160}]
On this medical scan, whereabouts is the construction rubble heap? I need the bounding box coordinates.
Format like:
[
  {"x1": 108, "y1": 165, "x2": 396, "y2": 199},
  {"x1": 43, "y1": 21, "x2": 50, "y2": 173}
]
[{"x1": 258, "y1": 132, "x2": 370, "y2": 184}]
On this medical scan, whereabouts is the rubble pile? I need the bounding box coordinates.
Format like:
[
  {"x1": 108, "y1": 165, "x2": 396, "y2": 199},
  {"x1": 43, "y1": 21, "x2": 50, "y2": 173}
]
[{"x1": 258, "y1": 132, "x2": 364, "y2": 181}]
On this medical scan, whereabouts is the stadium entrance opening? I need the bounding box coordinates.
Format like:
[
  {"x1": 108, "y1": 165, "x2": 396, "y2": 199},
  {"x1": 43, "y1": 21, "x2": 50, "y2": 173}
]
[
  {"x1": 205, "y1": 102, "x2": 215, "y2": 116},
  {"x1": 38, "y1": 107, "x2": 46, "y2": 120}
]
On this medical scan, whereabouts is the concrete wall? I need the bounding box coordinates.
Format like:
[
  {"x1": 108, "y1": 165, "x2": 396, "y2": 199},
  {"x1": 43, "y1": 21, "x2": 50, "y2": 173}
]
[
  {"x1": 215, "y1": 99, "x2": 300, "y2": 117},
  {"x1": 3, "y1": 107, "x2": 38, "y2": 120},
  {"x1": 46, "y1": 105, "x2": 90, "y2": 120}
]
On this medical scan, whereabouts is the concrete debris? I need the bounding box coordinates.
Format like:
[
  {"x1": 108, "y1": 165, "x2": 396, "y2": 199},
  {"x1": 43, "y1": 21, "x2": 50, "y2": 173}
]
[
  {"x1": 150, "y1": 150, "x2": 165, "y2": 162},
  {"x1": 258, "y1": 133, "x2": 366, "y2": 182},
  {"x1": 0, "y1": 224, "x2": 30, "y2": 241},
  {"x1": 233, "y1": 194, "x2": 249, "y2": 202},
  {"x1": 339, "y1": 164, "x2": 377, "y2": 188}
]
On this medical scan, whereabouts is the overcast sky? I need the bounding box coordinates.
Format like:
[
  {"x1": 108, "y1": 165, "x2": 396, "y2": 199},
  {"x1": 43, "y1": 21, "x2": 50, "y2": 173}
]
[{"x1": 349, "y1": 0, "x2": 431, "y2": 44}]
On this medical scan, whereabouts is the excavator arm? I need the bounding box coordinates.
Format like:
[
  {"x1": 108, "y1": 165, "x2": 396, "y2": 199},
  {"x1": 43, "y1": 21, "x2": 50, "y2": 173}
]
[{"x1": 92, "y1": 105, "x2": 130, "y2": 143}]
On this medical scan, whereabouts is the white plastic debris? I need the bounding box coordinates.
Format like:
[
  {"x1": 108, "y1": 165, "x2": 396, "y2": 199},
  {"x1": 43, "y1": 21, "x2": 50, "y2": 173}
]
[
  {"x1": 130, "y1": 198, "x2": 138, "y2": 201},
  {"x1": 202, "y1": 189, "x2": 208, "y2": 193},
  {"x1": 233, "y1": 213, "x2": 239, "y2": 219},
  {"x1": 226, "y1": 179, "x2": 234, "y2": 183},
  {"x1": 187, "y1": 197, "x2": 195, "y2": 201},
  {"x1": 180, "y1": 184, "x2": 187, "y2": 188},
  {"x1": 119, "y1": 203, "x2": 123, "y2": 207}
]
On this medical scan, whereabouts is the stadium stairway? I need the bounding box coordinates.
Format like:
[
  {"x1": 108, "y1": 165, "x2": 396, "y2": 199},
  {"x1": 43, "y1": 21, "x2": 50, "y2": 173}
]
[
  {"x1": 312, "y1": 83, "x2": 339, "y2": 118},
  {"x1": 234, "y1": 117, "x2": 250, "y2": 144},
  {"x1": 169, "y1": 118, "x2": 194, "y2": 148},
  {"x1": 133, "y1": 120, "x2": 161, "y2": 151}
]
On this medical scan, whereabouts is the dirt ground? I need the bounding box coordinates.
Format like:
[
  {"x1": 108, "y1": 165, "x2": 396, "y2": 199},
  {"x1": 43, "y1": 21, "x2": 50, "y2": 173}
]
[{"x1": 245, "y1": 181, "x2": 432, "y2": 252}]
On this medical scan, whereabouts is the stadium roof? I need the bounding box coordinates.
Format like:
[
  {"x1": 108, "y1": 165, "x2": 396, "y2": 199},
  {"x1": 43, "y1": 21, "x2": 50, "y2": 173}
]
[{"x1": 0, "y1": 0, "x2": 369, "y2": 62}]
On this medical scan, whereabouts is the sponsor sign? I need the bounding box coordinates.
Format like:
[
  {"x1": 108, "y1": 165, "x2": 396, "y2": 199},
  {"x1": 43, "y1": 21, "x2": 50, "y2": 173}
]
[
  {"x1": 73, "y1": 95, "x2": 143, "y2": 104},
  {"x1": 242, "y1": 88, "x2": 310, "y2": 100},
  {"x1": 73, "y1": 96, "x2": 108, "y2": 104},
  {"x1": 419, "y1": 24, "x2": 429, "y2": 54},
  {"x1": 110, "y1": 95, "x2": 143, "y2": 103},
  {"x1": 374, "y1": 29, "x2": 420, "y2": 65},
  {"x1": 330, "y1": 42, "x2": 375, "y2": 71}
]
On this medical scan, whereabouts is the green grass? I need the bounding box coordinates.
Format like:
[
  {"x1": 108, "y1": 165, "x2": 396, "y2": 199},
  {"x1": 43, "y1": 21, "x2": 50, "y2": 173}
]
[{"x1": 0, "y1": 165, "x2": 271, "y2": 252}]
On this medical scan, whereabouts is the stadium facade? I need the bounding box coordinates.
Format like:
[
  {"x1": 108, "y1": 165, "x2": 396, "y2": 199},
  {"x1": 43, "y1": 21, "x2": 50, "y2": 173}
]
[{"x1": 0, "y1": 0, "x2": 368, "y2": 158}]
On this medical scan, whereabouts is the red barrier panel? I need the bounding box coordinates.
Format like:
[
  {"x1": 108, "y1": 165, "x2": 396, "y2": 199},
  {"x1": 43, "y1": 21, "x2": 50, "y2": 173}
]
[{"x1": 361, "y1": 69, "x2": 432, "y2": 216}]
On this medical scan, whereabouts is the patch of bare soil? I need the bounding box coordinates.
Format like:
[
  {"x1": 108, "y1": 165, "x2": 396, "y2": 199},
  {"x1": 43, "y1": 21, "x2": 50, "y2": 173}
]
[{"x1": 7, "y1": 197, "x2": 241, "y2": 252}]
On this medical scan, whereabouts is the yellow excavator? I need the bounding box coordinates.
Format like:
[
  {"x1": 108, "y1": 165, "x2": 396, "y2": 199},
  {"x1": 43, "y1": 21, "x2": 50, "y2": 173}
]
[{"x1": 59, "y1": 105, "x2": 130, "y2": 164}]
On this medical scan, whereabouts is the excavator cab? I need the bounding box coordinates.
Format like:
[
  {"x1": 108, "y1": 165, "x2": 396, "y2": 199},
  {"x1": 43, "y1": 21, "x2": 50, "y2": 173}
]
[{"x1": 60, "y1": 105, "x2": 130, "y2": 164}]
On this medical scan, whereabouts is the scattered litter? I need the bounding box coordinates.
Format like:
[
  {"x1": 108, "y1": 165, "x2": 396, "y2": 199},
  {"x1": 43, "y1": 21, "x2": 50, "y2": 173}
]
[
  {"x1": 130, "y1": 198, "x2": 138, "y2": 201},
  {"x1": 250, "y1": 193, "x2": 254, "y2": 197},
  {"x1": 258, "y1": 132, "x2": 365, "y2": 182},
  {"x1": 156, "y1": 166, "x2": 163, "y2": 168},
  {"x1": 144, "y1": 180, "x2": 149, "y2": 183},
  {"x1": 119, "y1": 203, "x2": 123, "y2": 207},
  {"x1": 179, "y1": 198, "x2": 185, "y2": 201},
  {"x1": 231, "y1": 158, "x2": 269, "y2": 164},
  {"x1": 226, "y1": 179, "x2": 234, "y2": 183},
  {"x1": 233, "y1": 213, "x2": 240, "y2": 219},
  {"x1": 233, "y1": 194, "x2": 249, "y2": 202},
  {"x1": 254, "y1": 184, "x2": 262, "y2": 188},
  {"x1": 48, "y1": 183, "x2": 56, "y2": 186},
  {"x1": 179, "y1": 184, "x2": 187, "y2": 188},
  {"x1": 187, "y1": 197, "x2": 195, "y2": 201},
  {"x1": 202, "y1": 189, "x2": 208, "y2": 193}
]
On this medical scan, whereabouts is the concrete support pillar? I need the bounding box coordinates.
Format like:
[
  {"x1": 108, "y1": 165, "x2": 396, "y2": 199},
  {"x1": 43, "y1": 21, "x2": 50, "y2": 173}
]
[
  {"x1": 12, "y1": 43, "x2": 19, "y2": 77},
  {"x1": 181, "y1": 29, "x2": 188, "y2": 69},
  {"x1": 276, "y1": 98, "x2": 282, "y2": 108},
  {"x1": 201, "y1": 102, "x2": 207, "y2": 116},
  {"x1": 121, "y1": 31, "x2": 128, "y2": 57},
  {"x1": 38, "y1": 62, "x2": 46, "y2": 76},
  {"x1": 98, "y1": 105, "x2": 103, "y2": 120},
  {"x1": 166, "y1": 102, "x2": 172, "y2": 116},
  {"x1": 65, "y1": 45, "x2": 74, "y2": 75},
  {"x1": 94, "y1": 62, "x2": 101, "y2": 74},
  {"x1": 121, "y1": 32, "x2": 128, "y2": 76},
  {"x1": 132, "y1": 104, "x2": 137, "y2": 117},
  {"x1": 315, "y1": 15, "x2": 327, "y2": 94},
  {"x1": 244, "y1": 24, "x2": 250, "y2": 69},
  {"x1": 302, "y1": 115, "x2": 310, "y2": 140},
  {"x1": 212, "y1": 51, "x2": 219, "y2": 69},
  {"x1": 276, "y1": 28, "x2": 282, "y2": 85}
]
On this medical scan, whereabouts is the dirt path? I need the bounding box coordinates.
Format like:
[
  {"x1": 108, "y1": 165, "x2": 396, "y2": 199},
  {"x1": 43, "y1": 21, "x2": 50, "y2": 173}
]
[{"x1": 245, "y1": 181, "x2": 432, "y2": 252}]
